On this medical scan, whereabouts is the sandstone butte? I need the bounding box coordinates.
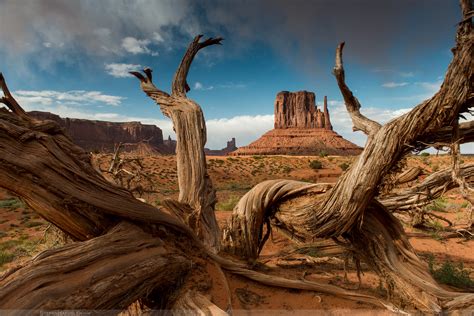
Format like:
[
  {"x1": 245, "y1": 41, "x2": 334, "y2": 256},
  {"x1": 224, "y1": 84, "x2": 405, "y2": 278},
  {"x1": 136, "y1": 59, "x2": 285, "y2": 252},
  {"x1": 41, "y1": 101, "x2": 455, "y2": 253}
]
[{"x1": 231, "y1": 91, "x2": 363, "y2": 156}]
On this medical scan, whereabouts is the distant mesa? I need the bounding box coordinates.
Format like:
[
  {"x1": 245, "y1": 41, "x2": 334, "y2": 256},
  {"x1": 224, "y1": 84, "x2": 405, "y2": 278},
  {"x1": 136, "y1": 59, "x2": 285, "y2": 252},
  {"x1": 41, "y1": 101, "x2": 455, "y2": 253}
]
[
  {"x1": 28, "y1": 111, "x2": 173, "y2": 154},
  {"x1": 205, "y1": 138, "x2": 238, "y2": 156},
  {"x1": 231, "y1": 91, "x2": 362, "y2": 156},
  {"x1": 27, "y1": 111, "x2": 237, "y2": 156}
]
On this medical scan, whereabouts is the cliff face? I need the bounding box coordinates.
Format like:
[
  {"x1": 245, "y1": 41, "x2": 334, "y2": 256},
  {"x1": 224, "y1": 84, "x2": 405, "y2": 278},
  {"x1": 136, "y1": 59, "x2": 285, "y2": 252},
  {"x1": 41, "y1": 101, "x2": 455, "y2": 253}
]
[
  {"x1": 232, "y1": 90, "x2": 362, "y2": 156},
  {"x1": 29, "y1": 111, "x2": 164, "y2": 153},
  {"x1": 274, "y1": 91, "x2": 332, "y2": 130}
]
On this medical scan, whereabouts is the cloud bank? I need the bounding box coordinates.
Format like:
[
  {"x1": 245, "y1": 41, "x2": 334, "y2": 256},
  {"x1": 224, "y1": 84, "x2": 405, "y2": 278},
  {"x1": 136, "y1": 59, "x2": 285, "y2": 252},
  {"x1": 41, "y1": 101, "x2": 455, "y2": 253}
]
[{"x1": 0, "y1": 0, "x2": 459, "y2": 73}]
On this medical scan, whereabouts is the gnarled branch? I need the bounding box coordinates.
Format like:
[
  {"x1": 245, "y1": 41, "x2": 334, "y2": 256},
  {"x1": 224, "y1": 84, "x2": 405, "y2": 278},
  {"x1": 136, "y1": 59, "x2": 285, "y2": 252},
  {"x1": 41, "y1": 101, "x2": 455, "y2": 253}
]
[
  {"x1": 131, "y1": 34, "x2": 222, "y2": 251},
  {"x1": 333, "y1": 43, "x2": 381, "y2": 136},
  {"x1": 172, "y1": 35, "x2": 223, "y2": 97}
]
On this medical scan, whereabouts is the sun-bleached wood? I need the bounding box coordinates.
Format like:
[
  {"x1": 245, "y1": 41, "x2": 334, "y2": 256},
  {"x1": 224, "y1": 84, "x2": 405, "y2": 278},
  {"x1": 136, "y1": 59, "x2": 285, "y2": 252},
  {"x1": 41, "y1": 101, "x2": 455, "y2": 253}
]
[
  {"x1": 225, "y1": 0, "x2": 473, "y2": 311},
  {"x1": 0, "y1": 1, "x2": 472, "y2": 313},
  {"x1": 0, "y1": 222, "x2": 192, "y2": 310},
  {"x1": 130, "y1": 35, "x2": 223, "y2": 251}
]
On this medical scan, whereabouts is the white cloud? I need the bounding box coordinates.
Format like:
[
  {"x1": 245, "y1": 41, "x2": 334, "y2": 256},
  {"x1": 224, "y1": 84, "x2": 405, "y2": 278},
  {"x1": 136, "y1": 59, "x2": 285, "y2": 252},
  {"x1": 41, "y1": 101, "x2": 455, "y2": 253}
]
[
  {"x1": 193, "y1": 82, "x2": 246, "y2": 91},
  {"x1": 206, "y1": 115, "x2": 274, "y2": 149},
  {"x1": 121, "y1": 37, "x2": 152, "y2": 55},
  {"x1": 14, "y1": 90, "x2": 124, "y2": 107},
  {"x1": 326, "y1": 100, "x2": 413, "y2": 147},
  {"x1": 0, "y1": 0, "x2": 192, "y2": 68},
  {"x1": 153, "y1": 32, "x2": 165, "y2": 43},
  {"x1": 105, "y1": 63, "x2": 142, "y2": 78},
  {"x1": 194, "y1": 82, "x2": 214, "y2": 91},
  {"x1": 382, "y1": 82, "x2": 409, "y2": 88}
]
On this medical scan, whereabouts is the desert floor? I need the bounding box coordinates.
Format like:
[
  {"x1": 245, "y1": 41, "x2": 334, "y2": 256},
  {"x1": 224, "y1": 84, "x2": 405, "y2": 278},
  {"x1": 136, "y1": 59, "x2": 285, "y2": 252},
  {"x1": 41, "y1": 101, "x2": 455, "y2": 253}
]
[{"x1": 1, "y1": 153, "x2": 473, "y2": 313}]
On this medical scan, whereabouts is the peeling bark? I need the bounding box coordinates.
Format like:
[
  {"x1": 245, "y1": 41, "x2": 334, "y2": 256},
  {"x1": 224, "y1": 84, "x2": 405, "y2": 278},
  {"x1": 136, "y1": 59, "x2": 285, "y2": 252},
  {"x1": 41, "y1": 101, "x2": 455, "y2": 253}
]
[
  {"x1": 0, "y1": 1, "x2": 472, "y2": 313},
  {"x1": 0, "y1": 222, "x2": 192, "y2": 311},
  {"x1": 130, "y1": 35, "x2": 223, "y2": 251},
  {"x1": 224, "y1": 1, "x2": 473, "y2": 312}
]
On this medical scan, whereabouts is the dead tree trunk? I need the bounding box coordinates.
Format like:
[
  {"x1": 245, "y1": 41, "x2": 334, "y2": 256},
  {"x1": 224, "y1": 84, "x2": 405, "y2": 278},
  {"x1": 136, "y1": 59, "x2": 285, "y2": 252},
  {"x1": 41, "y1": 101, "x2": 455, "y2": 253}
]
[
  {"x1": 0, "y1": 222, "x2": 192, "y2": 310},
  {"x1": 130, "y1": 35, "x2": 223, "y2": 251},
  {"x1": 0, "y1": 1, "x2": 472, "y2": 314},
  {"x1": 224, "y1": 0, "x2": 473, "y2": 312}
]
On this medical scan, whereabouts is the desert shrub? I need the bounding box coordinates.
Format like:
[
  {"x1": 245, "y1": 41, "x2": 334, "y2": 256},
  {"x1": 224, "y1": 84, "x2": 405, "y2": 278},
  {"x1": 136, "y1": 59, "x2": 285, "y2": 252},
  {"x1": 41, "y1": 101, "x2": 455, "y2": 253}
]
[
  {"x1": 0, "y1": 240, "x2": 22, "y2": 252},
  {"x1": 427, "y1": 197, "x2": 448, "y2": 213},
  {"x1": 428, "y1": 256, "x2": 474, "y2": 290},
  {"x1": 0, "y1": 251, "x2": 15, "y2": 267},
  {"x1": 25, "y1": 221, "x2": 43, "y2": 228},
  {"x1": 319, "y1": 150, "x2": 328, "y2": 158},
  {"x1": 432, "y1": 164, "x2": 439, "y2": 172},
  {"x1": 216, "y1": 195, "x2": 240, "y2": 211},
  {"x1": 227, "y1": 183, "x2": 252, "y2": 191},
  {"x1": 309, "y1": 160, "x2": 322, "y2": 170},
  {"x1": 282, "y1": 166, "x2": 293, "y2": 174},
  {"x1": 227, "y1": 157, "x2": 238, "y2": 163},
  {"x1": 339, "y1": 163, "x2": 350, "y2": 171},
  {"x1": 420, "y1": 152, "x2": 430, "y2": 157},
  {"x1": 0, "y1": 198, "x2": 22, "y2": 209},
  {"x1": 252, "y1": 155, "x2": 264, "y2": 160}
]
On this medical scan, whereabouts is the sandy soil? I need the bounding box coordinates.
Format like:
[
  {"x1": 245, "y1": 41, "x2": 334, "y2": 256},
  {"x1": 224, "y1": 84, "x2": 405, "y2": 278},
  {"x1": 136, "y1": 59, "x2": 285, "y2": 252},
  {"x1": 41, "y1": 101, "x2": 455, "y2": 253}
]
[{"x1": 1, "y1": 153, "x2": 473, "y2": 313}]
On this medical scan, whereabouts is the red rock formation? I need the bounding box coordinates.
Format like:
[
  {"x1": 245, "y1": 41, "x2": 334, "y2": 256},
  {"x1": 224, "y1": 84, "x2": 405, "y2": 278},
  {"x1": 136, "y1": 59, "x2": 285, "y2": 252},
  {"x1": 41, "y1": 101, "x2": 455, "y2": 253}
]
[
  {"x1": 231, "y1": 129, "x2": 361, "y2": 156},
  {"x1": 232, "y1": 90, "x2": 362, "y2": 156},
  {"x1": 28, "y1": 111, "x2": 165, "y2": 153},
  {"x1": 323, "y1": 96, "x2": 333, "y2": 131},
  {"x1": 274, "y1": 91, "x2": 332, "y2": 129}
]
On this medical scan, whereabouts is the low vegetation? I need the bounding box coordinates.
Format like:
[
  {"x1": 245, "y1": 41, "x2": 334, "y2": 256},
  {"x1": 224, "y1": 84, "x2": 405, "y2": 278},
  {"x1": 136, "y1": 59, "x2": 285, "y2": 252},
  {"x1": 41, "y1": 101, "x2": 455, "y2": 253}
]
[
  {"x1": 428, "y1": 256, "x2": 474, "y2": 290},
  {"x1": 309, "y1": 160, "x2": 323, "y2": 170},
  {"x1": 339, "y1": 162, "x2": 350, "y2": 171},
  {"x1": 216, "y1": 195, "x2": 240, "y2": 211}
]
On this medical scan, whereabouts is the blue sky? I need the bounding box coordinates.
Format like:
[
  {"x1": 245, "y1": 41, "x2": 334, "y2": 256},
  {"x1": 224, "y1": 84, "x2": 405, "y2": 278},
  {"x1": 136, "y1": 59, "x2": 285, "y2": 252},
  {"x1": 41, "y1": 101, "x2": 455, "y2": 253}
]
[{"x1": 0, "y1": 0, "x2": 471, "y2": 152}]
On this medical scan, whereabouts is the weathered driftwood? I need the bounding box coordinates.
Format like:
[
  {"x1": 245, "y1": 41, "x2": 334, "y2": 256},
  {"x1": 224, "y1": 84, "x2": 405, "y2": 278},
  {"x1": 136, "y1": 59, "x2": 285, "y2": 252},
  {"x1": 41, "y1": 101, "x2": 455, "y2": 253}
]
[
  {"x1": 0, "y1": 222, "x2": 192, "y2": 310},
  {"x1": 0, "y1": 35, "x2": 391, "y2": 313},
  {"x1": 395, "y1": 166, "x2": 423, "y2": 184},
  {"x1": 0, "y1": 1, "x2": 472, "y2": 314},
  {"x1": 381, "y1": 163, "x2": 474, "y2": 211},
  {"x1": 130, "y1": 35, "x2": 223, "y2": 251},
  {"x1": 224, "y1": 0, "x2": 473, "y2": 312}
]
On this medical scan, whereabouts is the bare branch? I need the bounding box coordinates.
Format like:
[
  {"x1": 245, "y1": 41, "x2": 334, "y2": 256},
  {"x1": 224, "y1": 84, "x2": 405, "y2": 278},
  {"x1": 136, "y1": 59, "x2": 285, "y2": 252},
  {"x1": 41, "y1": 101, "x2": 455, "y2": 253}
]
[
  {"x1": 460, "y1": 0, "x2": 473, "y2": 18},
  {"x1": 129, "y1": 70, "x2": 174, "y2": 109},
  {"x1": 172, "y1": 35, "x2": 223, "y2": 97},
  {"x1": 416, "y1": 120, "x2": 474, "y2": 150},
  {"x1": 332, "y1": 43, "x2": 381, "y2": 136},
  {"x1": 451, "y1": 119, "x2": 474, "y2": 206},
  {"x1": 0, "y1": 73, "x2": 28, "y2": 118},
  {"x1": 381, "y1": 163, "x2": 474, "y2": 212}
]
